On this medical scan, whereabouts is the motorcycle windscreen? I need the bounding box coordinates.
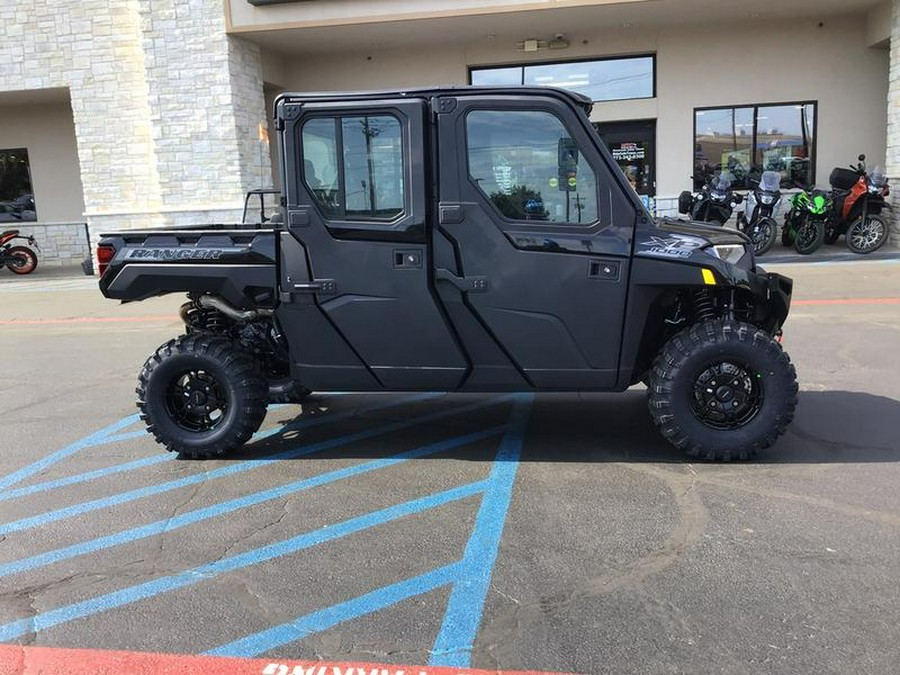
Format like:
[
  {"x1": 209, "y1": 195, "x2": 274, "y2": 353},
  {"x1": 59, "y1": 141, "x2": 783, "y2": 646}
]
[{"x1": 760, "y1": 171, "x2": 781, "y2": 192}]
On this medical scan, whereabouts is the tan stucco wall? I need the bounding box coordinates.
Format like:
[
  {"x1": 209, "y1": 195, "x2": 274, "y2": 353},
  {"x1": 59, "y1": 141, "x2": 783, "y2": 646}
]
[
  {"x1": 279, "y1": 13, "x2": 889, "y2": 199},
  {"x1": 868, "y1": 0, "x2": 892, "y2": 47},
  {"x1": 0, "y1": 100, "x2": 85, "y2": 223}
]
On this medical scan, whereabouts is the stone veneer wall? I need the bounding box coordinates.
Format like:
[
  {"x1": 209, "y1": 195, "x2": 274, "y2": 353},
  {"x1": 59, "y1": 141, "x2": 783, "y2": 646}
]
[
  {"x1": 889, "y1": 0, "x2": 900, "y2": 239},
  {"x1": 0, "y1": 0, "x2": 271, "y2": 263},
  {"x1": 4, "y1": 223, "x2": 90, "y2": 267}
]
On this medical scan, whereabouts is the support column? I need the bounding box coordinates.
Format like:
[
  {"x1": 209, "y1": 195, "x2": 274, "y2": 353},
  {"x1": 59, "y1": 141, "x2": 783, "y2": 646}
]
[{"x1": 888, "y1": 0, "x2": 900, "y2": 240}]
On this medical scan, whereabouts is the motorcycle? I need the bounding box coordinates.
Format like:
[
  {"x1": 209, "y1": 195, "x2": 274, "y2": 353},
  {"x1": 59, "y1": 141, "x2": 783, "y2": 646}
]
[
  {"x1": 0, "y1": 229, "x2": 40, "y2": 274},
  {"x1": 736, "y1": 170, "x2": 781, "y2": 256},
  {"x1": 678, "y1": 172, "x2": 743, "y2": 226},
  {"x1": 782, "y1": 188, "x2": 828, "y2": 255},
  {"x1": 824, "y1": 154, "x2": 891, "y2": 254}
]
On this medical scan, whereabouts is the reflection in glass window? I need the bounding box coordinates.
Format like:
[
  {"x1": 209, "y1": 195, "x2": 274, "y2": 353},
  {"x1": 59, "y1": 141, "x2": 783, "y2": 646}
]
[
  {"x1": 342, "y1": 116, "x2": 403, "y2": 218},
  {"x1": 694, "y1": 103, "x2": 816, "y2": 189},
  {"x1": 466, "y1": 110, "x2": 598, "y2": 224},
  {"x1": 301, "y1": 115, "x2": 405, "y2": 220},
  {"x1": 694, "y1": 107, "x2": 753, "y2": 189},
  {"x1": 470, "y1": 67, "x2": 521, "y2": 87},
  {"x1": 301, "y1": 119, "x2": 341, "y2": 217},
  {"x1": 0, "y1": 149, "x2": 37, "y2": 223},
  {"x1": 756, "y1": 104, "x2": 816, "y2": 188},
  {"x1": 470, "y1": 56, "x2": 655, "y2": 102}
]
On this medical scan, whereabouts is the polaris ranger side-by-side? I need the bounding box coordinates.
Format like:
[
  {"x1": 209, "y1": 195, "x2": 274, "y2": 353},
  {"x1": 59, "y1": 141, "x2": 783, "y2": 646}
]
[{"x1": 98, "y1": 87, "x2": 797, "y2": 460}]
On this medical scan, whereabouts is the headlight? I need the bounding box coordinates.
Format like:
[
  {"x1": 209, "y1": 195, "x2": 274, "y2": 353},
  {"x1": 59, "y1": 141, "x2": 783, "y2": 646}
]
[
  {"x1": 705, "y1": 243, "x2": 747, "y2": 265},
  {"x1": 761, "y1": 194, "x2": 775, "y2": 205}
]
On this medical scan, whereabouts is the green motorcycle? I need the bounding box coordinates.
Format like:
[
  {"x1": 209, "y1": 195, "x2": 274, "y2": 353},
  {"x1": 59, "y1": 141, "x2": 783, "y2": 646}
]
[{"x1": 782, "y1": 188, "x2": 828, "y2": 255}]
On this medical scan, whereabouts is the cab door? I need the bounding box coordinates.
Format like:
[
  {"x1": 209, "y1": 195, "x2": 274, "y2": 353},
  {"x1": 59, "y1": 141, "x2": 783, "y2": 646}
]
[
  {"x1": 276, "y1": 97, "x2": 467, "y2": 391},
  {"x1": 433, "y1": 94, "x2": 636, "y2": 389}
]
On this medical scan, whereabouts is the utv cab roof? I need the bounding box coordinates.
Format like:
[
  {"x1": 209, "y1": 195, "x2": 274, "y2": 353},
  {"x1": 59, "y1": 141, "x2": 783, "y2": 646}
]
[{"x1": 274, "y1": 85, "x2": 594, "y2": 115}]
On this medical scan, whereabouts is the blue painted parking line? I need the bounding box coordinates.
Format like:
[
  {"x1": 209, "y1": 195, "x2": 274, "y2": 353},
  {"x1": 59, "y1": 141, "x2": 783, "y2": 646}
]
[
  {"x1": 0, "y1": 480, "x2": 488, "y2": 641},
  {"x1": 0, "y1": 414, "x2": 140, "y2": 492},
  {"x1": 206, "y1": 563, "x2": 463, "y2": 657},
  {"x1": 0, "y1": 425, "x2": 505, "y2": 578},
  {"x1": 0, "y1": 455, "x2": 171, "y2": 503},
  {"x1": 206, "y1": 394, "x2": 533, "y2": 665},
  {"x1": 430, "y1": 395, "x2": 532, "y2": 667},
  {"x1": 0, "y1": 395, "x2": 433, "y2": 505},
  {"x1": 0, "y1": 394, "x2": 508, "y2": 536}
]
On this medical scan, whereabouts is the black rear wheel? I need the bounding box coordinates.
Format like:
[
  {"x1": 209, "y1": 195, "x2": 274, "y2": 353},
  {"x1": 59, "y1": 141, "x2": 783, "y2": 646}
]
[
  {"x1": 5, "y1": 246, "x2": 38, "y2": 275},
  {"x1": 137, "y1": 334, "x2": 267, "y2": 458},
  {"x1": 648, "y1": 319, "x2": 797, "y2": 461}
]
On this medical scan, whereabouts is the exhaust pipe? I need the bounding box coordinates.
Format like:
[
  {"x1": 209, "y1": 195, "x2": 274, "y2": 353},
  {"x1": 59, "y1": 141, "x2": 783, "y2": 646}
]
[{"x1": 196, "y1": 295, "x2": 274, "y2": 322}]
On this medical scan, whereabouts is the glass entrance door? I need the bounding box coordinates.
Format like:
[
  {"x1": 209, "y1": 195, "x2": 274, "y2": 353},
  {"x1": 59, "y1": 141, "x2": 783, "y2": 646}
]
[{"x1": 594, "y1": 119, "x2": 656, "y2": 200}]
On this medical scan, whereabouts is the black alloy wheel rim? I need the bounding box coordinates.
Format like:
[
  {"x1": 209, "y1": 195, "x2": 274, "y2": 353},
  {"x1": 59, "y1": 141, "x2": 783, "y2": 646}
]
[
  {"x1": 164, "y1": 369, "x2": 229, "y2": 432},
  {"x1": 689, "y1": 360, "x2": 763, "y2": 430}
]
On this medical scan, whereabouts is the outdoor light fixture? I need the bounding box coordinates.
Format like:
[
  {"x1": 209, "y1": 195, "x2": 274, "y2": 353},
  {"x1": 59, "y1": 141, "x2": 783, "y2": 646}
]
[{"x1": 516, "y1": 34, "x2": 569, "y2": 52}]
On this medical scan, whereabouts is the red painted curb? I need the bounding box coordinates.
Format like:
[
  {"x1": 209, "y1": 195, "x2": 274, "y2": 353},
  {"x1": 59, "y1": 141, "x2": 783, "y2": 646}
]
[
  {"x1": 0, "y1": 315, "x2": 175, "y2": 326},
  {"x1": 792, "y1": 297, "x2": 900, "y2": 306},
  {"x1": 0, "y1": 644, "x2": 575, "y2": 675}
]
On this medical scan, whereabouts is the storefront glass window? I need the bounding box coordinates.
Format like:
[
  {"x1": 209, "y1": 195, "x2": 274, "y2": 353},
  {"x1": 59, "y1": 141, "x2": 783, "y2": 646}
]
[
  {"x1": 471, "y1": 55, "x2": 655, "y2": 102},
  {"x1": 694, "y1": 103, "x2": 815, "y2": 190},
  {"x1": 0, "y1": 149, "x2": 37, "y2": 223}
]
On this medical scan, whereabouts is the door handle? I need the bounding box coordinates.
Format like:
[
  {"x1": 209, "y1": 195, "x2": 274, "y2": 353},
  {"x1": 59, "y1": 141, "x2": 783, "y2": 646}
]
[
  {"x1": 434, "y1": 268, "x2": 488, "y2": 292},
  {"x1": 292, "y1": 279, "x2": 336, "y2": 294}
]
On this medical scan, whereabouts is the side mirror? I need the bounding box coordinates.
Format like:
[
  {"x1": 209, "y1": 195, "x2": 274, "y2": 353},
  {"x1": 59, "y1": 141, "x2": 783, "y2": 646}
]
[{"x1": 858, "y1": 154, "x2": 866, "y2": 162}]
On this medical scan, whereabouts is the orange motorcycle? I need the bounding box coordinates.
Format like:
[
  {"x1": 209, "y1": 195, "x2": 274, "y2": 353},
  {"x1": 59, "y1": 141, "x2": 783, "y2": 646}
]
[{"x1": 825, "y1": 154, "x2": 891, "y2": 254}]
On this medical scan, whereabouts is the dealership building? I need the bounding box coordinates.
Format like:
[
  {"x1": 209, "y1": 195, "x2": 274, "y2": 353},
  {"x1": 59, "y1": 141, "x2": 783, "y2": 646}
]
[{"x1": 0, "y1": 0, "x2": 897, "y2": 266}]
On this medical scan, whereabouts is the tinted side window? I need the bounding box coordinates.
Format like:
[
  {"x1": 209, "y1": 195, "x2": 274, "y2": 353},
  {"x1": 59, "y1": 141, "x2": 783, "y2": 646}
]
[
  {"x1": 466, "y1": 110, "x2": 598, "y2": 225},
  {"x1": 301, "y1": 115, "x2": 405, "y2": 221}
]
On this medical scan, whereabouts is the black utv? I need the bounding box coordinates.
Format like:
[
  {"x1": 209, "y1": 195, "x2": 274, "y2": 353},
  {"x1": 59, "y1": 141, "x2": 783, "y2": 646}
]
[{"x1": 98, "y1": 86, "x2": 797, "y2": 461}]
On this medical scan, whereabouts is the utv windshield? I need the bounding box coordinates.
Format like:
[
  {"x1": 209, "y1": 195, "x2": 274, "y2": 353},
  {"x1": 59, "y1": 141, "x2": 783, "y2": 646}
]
[{"x1": 759, "y1": 171, "x2": 781, "y2": 193}]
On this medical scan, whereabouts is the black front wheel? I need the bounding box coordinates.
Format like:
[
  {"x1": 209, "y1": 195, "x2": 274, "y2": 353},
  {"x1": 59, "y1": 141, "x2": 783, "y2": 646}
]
[
  {"x1": 794, "y1": 220, "x2": 824, "y2": 255},
  {"x1": 137, "y1": 334, "x2": 268, "y2": 458},
  {"x1": 749, "y1": 217, "x2": 778, "y2": 256},
  {"x1": 846, "y1": 214, "x2": 889, "y2": 254},
  {"x1": 648, "y1": 319, "x2": 798, "y2": 461}
]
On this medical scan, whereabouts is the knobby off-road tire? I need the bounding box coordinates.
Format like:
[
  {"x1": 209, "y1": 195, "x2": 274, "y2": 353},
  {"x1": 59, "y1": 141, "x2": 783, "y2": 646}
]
[
  {"x1": 137, "y1": 334, "x2": 267, "y2": 458},
  {"x1": 648, "y1": 319, "x2": 798, "y2": 461}
]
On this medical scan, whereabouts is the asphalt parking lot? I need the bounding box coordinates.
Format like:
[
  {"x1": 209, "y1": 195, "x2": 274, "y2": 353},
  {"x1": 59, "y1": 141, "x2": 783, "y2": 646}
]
[{"x1": 1, "y1": 256, "x2": 899, "y2": 674}]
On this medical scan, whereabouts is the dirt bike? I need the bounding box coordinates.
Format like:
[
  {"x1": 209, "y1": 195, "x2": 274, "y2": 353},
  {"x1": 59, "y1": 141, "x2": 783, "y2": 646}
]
[
  {"x1": 824, "y1": 154, "x2": 891, "y2": 254},
  {"x1": 736, "y1": 170, "x2": 781, "y2": 256},
  {"x1": 782, "y1": 188, "x2": 827, "y2": 255},
  {"x1": 0, "y1": 229, "x2": 40, "y2": 274}
]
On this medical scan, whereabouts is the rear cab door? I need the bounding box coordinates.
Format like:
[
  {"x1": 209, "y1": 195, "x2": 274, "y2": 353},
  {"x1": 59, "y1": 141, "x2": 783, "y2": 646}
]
[
  {"x1": 275, "y1": 96, "x2": 467, "y2": 391},
  {"x1": 433, "y1": 92, "x2": 637, "y2": 389}
]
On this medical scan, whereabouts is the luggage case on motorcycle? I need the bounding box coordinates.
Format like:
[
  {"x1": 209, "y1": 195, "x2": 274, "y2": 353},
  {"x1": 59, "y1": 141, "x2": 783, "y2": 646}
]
[{"x1": 829, "y1": 167, "x2": 858, "y2": 191}]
